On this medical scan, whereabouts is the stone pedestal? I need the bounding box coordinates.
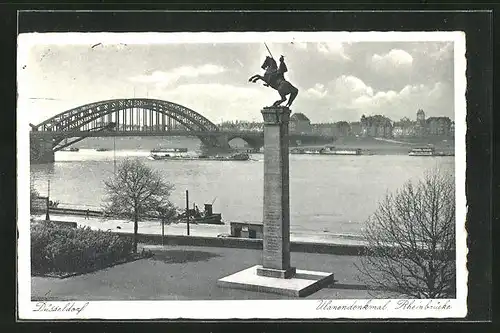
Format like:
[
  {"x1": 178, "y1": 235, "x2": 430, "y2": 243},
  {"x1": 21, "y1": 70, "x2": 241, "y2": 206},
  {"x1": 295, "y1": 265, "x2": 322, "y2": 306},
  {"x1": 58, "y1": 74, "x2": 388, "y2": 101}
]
[
  {"x1": 257, "y1": 106, "x2": 295, "y2": 279},
  {"x1": 30, "y1": 134, "x2": 55, "y2": 164},
  {"x1": 217, "y1": 106, "x2": 334, "y2": 297}
]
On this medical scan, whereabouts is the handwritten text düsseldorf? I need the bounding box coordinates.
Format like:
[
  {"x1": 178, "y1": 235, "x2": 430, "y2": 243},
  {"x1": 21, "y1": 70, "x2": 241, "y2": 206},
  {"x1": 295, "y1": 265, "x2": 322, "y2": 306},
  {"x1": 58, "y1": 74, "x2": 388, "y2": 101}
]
[{"x1": 33, "y1": 302, "x2": 89, "y2": 315}]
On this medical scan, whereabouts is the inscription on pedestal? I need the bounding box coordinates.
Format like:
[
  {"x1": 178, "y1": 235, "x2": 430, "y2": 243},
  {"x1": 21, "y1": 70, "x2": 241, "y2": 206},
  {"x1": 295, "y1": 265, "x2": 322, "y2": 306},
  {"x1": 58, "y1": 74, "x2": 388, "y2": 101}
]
[{"x1": 259, "y1": 107, "x2": 294, "y2": 278}]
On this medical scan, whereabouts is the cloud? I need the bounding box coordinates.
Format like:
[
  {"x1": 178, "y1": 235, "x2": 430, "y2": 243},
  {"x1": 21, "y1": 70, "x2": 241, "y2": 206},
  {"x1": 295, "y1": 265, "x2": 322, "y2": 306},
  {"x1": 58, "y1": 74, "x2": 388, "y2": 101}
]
[
  {"x1": 154, "y1": 83, "x2": 275, "y2": 122},
  {"x1": 129, "y1": 64, "x2": 225, "y2": 87},
  {"x1": 306, "y1": 83, "x2": 327, "y2": 99},
  {"x1": 412, "y1": 42, "x2": 453, "y2": 62},
  {"x1": 330, "y1": 75, "x2": 374, "y2": 106},
  {"x1": 316, "y1": 42, "x2": 351, "y2": 61},
  {"x1": 296, "y1": 74, "x2": 453, "y2": 122},
  {"x1": 348, "y1": 80, "x2": 452, "y2": 120},
  {"x1": 371, "y1": 49, "x2": 413, "y2": 72},
  {"x1": 22, "y1": 41, "x2": 455, "y2": 124}
]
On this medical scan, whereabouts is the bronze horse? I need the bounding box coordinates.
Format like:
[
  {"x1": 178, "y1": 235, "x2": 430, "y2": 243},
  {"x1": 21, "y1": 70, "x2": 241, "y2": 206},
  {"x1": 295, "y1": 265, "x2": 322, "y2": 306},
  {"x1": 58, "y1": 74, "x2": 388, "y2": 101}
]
[{"x1": 248, "y1": 56, "x2": 299, "y2": 107}]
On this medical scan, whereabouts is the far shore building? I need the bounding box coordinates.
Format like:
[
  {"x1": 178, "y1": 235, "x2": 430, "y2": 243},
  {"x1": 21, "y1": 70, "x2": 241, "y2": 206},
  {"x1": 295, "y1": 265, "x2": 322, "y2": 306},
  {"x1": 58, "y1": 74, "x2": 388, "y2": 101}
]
[
  {"x1": 426, "y1": 117, "x2": 452, "y2": 136},
  {"x1": 335, "y1": 121, "x2": 351, "y2": 137},
  {"x1": 360, "y1": 115, "x2": 393, "y2": 138},
  {"x1": 392, "y1": 123, "x2": 416, "y2": 137},
  {"x1": 289, "y1": 113, "x2": 312, "y2": 134},
  {"x1": 349, "y1": 122, "x2": 362, "y2": 136},
  {"x1": 311, "y1": 123, "x2": 336, "y2": 136},
  {"x1": 393, "y1": 110, "x2": 453, "y2": 138},
  {"x1": 392, "y1": 116, "x2": 416, "y2": 137},
  {"x1": 311, "y1": 122, "x2": 352, "y2": 137}
]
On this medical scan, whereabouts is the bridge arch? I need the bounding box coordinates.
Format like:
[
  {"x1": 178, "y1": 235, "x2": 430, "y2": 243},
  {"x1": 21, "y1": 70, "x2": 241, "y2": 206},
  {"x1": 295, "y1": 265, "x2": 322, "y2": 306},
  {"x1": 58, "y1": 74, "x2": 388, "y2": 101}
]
[
  {"x1": 226, "y1": 133, "x2": 264, "y2": 150},
  {"x1": 33, "y1": 98, "x2": 221, "y2": 147}
]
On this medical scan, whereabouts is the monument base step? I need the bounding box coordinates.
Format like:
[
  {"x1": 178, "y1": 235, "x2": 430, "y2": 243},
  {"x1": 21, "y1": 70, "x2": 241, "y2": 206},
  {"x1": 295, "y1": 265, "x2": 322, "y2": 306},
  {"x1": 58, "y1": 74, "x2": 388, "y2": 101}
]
[
  {"x1": 257, "y1": 266, "x2": 296, "y2": 279},
  {"x1": 217, "y1": 265, "x2": 334, "y2": 297}
]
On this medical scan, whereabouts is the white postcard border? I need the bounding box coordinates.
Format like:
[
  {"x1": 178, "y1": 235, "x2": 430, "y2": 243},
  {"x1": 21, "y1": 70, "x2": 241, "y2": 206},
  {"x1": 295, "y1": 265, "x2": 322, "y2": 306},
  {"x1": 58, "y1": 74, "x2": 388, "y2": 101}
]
[{"x1": 17, "y1": 31, "x2": 467, "y2": 320}]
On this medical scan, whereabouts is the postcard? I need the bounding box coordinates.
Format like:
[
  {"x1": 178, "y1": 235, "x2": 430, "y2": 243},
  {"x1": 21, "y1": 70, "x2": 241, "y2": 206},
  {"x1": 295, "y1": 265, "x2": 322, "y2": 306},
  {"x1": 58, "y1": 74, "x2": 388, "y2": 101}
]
[{"x1": 18, "y1": 30, "x2": 466, "y2": 320}]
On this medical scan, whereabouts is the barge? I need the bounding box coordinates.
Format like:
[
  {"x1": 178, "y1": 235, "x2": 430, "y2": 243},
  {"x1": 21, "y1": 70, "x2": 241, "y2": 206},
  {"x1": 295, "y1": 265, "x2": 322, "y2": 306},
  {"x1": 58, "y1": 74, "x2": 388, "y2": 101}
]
[
  {"x1": 149, "y1": 152, "x2": 250, "y2": 161},
  {"x1": 151, "y1": 147, "x2": 188, "y2": 153},
  {"x1": 319, "y1": 146, "x2": 363, "y2": 155}
]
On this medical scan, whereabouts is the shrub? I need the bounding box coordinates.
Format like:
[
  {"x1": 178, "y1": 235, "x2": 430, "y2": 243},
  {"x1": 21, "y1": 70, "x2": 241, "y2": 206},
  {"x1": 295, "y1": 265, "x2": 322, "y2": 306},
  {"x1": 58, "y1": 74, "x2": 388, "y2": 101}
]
[{"x1": 31, "y1": 221, "x2": 133, "y2": 274}]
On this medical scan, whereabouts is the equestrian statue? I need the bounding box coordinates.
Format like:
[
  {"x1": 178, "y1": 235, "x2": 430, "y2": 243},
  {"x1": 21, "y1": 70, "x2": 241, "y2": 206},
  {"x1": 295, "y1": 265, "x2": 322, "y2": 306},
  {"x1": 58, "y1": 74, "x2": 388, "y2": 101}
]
[{"x1": 248, "y1": 54, "x2": 299, "y2": 107}]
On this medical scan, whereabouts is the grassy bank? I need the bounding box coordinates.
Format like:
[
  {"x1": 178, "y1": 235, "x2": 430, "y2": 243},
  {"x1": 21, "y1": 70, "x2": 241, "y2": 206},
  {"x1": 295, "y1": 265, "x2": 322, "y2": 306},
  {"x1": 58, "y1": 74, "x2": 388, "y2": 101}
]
[{"x1": 328, "y1": 136, "x2": 455, "y2": 155}]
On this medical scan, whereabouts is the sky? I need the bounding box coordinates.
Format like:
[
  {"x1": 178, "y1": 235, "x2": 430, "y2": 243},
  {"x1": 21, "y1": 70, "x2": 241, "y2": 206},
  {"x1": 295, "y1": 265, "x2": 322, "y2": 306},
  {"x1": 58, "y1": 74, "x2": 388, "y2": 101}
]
[{"x1": 18, "y1": 33, "x2": 456, "y2": 125}]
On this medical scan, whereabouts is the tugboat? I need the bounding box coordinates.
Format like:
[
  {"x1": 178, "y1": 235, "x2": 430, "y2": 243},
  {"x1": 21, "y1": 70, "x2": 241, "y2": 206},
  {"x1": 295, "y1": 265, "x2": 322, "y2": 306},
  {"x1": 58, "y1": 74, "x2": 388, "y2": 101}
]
[{"x1": 178, "y1": 203, "x2": 224, "y2": 225}]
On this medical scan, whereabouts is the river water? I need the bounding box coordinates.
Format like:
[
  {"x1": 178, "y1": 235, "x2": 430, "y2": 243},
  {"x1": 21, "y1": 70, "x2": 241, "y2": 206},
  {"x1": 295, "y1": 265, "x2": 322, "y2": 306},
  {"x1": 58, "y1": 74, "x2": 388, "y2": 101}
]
[{"x1": 30, "y1": 137, "x2": 455, "y2": 239}]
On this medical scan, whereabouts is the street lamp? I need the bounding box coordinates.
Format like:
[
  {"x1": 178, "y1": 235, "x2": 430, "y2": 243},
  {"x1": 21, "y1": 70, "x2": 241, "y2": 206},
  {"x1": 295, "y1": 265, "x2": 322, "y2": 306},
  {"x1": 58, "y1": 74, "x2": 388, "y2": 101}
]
[
  {"x1": 108, "y1": 122, "x2": 117, "y2": 175},
  {"x1": 113, "y1": 135, "x2": 116, "y2": 175},
  {"x1": 45, "y1": 179, "x2": 50, "y2": 221}
]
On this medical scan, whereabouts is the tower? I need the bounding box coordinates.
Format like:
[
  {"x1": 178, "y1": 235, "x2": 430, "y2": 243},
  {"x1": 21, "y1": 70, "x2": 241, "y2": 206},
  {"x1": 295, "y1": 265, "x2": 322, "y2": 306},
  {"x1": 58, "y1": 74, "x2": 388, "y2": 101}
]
[{"x1": 417, "y1": 109, "x2": 425, "y2": 123}]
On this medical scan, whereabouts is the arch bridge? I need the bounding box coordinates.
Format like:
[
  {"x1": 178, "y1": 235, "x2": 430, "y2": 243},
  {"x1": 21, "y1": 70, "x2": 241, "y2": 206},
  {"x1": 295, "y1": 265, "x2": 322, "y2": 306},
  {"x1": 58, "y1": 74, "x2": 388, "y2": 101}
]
[
  {"x1": 29, "y1": 98, "x2": 334, "y2": 163},
  {"x1": 30, "y1": 98, "x2": 226, "y2": 152}
]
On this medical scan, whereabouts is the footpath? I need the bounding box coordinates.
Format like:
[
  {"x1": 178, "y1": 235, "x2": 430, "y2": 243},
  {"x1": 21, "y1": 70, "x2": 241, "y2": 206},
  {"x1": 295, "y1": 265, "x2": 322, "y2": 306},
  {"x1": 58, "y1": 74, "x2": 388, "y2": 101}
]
[
  {"x1": 36, "y1": 213, "x2": 367, "y2": 247},
  {"x1": 30, "y1": 215, "x2": 401, "y2": 301}
]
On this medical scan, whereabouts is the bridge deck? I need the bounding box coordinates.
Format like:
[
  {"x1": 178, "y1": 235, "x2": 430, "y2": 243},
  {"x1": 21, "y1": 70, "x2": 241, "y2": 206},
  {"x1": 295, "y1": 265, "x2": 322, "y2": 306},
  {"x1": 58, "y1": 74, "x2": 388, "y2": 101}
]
[{"x1": 30, "y1": 130, "x2": 332, "y2": 139}]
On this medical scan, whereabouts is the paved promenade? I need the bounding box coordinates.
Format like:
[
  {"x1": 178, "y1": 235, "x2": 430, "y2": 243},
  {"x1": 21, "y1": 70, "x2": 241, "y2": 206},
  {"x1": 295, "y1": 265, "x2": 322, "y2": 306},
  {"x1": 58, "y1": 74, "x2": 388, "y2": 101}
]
[{"x1": 32, "y1": 244, "x2": 397, "y2": 301}]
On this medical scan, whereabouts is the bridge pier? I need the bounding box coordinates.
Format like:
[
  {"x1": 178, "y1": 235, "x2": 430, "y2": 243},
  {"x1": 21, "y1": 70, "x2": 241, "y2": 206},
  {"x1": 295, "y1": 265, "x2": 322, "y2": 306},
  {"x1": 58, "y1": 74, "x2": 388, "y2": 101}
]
[
  {"x1": 30, "y1": 134, "x2": 54, "y2": 164},
  {"x1": 213, "y1": 134, "x2": 231, "y2": 149}
]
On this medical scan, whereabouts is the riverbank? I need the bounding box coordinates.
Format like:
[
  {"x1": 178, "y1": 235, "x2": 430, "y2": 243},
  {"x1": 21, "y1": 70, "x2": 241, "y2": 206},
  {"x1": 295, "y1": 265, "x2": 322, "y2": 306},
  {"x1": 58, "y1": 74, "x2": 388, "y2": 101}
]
[
  {"x1": 66, "y1": 135, "x2": 455, "y2": 156},
  {"x1": 329, "y1": 136, "x2": 455, "y2": 155},
  {"x1": 34, "y1": 213, "x2": 367, "y2": 247}
]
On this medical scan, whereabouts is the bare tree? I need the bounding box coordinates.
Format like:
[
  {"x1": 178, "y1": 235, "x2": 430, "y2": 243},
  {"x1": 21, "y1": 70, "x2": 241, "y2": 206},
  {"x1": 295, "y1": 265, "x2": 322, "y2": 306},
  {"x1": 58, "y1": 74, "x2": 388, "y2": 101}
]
[
  {"x1": 103, "y1": 158, "x2": 176, "y2": 253},
  {"x1": 356, "y1": 168, "x2": 456, "y2": 298}
]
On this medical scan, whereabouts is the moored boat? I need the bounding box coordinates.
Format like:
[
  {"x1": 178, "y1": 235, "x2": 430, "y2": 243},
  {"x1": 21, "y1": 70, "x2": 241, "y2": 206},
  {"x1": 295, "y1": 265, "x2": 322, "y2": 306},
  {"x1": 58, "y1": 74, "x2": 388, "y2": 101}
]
[
  {"x1": 151, "y1": 147, "x2": 188, "y2": 153},
  {"x1": 319, "y1": 146, "x2": 362, "y2": 155},
  {"x1": 408, "y1": 147, "x2": 435, "y2": 156},
  {"x1": 149, "y1": 152, "x2": 250, "y2": 161},
  {"x1": 409, "y1": 147, "x2": 454, "y2": 157},
  {"x1": 95, "y1": 148, "x2": 110, "y2": 152},
  {"x1": 149, "y1": 147, "x2": 189, "y2": 160},
  {"x1": 61, "y1": 147, "x2": 79, "y2": 152},
  {"x1": 290, "y1": 147, "x2": 321, "y2": 154}
]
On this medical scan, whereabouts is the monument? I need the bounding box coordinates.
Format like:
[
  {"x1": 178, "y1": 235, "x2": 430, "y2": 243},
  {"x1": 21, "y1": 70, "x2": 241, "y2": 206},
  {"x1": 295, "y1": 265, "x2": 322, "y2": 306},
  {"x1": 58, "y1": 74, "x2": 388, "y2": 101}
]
[
  {"x1": 217, "y1": 107, "x2": 334, "y2": 297},
  {"x1": 217, "y1": 53, "x2": 334, "y2": 297},
  {"x1": 256, "y1": 106, "x2": 295, "y2": 279}
]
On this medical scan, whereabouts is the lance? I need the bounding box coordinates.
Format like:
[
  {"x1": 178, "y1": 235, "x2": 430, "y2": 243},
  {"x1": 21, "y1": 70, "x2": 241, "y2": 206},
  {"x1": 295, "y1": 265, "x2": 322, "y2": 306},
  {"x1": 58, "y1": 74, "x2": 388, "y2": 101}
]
[{"x1": 264, "y1": 42, "x2": 274, "y2": 59}]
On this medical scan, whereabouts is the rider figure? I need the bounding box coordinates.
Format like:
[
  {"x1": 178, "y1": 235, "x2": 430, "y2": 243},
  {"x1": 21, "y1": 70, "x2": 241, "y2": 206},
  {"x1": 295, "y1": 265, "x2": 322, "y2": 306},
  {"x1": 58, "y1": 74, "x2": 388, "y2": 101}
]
[
  {"x1": 277, "y1": 55, "x2": 288, "y2": 80},
  {"x1": 265, "y1": 55, "x2": 287, "y2": 88}
]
